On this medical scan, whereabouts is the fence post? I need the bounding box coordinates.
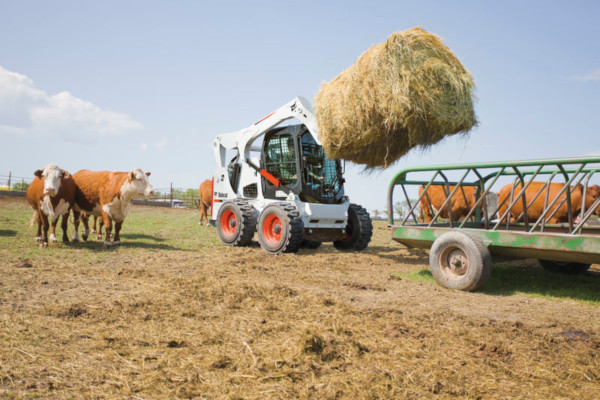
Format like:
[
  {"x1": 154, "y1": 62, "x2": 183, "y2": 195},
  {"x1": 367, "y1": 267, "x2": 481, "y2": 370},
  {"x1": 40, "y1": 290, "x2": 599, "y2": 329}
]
[
  {"x1": 21, "y1": 178, "x2": 25, "y2": 192},
  {"x1": 8, "y1": 172, "x2": 11, "y2": 190},
  {"x1": 170, "y1": 183, "x2": 173, "y2": 207}
]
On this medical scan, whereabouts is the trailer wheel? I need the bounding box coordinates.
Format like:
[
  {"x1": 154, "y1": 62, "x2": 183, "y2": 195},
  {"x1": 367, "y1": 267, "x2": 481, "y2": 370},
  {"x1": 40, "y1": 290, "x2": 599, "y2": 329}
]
[
  {"x1": 429, "y1": 231, "x2": 491, "y2": 291},
  {"x1": 301, "y1": 239, "x2": 322, "y2": 249},
  {"x1": 538, "y1": 260, "x2": 591, "y2": 274},
  {"x1": 216, "y1": 200, "x2": 256, "y2": 246},
  {"x1": 257, "y1": 203, "x2": 304, "y2": 255},
  {"x1": 334, "y1": 203, "x2": 373, "y2": 251}
]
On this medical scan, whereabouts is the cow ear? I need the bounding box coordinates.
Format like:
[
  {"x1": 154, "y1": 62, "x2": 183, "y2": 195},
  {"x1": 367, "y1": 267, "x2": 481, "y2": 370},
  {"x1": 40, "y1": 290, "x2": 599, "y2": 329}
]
[
  {"x1": 34, "y1": 170, "x2": 43, "y2": 178},
  {"x1": 130, "y1": 171, "x2": 136, "y2": 180},
  {"x1": 145, "y1": 172, "x2": 151, "y2": 177}
]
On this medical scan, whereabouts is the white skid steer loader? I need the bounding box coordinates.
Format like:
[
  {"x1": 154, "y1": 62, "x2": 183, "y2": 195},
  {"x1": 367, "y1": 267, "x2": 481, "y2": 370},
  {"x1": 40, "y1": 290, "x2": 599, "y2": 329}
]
[{"x1": 210, "y1": 96, "x2": 372, "y2": 255}]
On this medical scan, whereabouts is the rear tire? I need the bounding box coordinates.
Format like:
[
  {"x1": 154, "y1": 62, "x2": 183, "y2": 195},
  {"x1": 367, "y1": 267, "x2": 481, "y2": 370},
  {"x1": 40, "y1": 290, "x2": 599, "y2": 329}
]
[
  {"x1": 429, "y1": 231, "x2": 491, "y2": 291},
  {"x1": 216, "y1": 200, "x2": 256, "y2": 246},
  {"x1": 333, "y1": 203, "x2": 373, "y2": 251},
  {"x1": 257, "y1": 203, "x2": 304, "y2": 255},
  {"x1": 538, "y1": 260, "x2": 591, "y2": 274}
]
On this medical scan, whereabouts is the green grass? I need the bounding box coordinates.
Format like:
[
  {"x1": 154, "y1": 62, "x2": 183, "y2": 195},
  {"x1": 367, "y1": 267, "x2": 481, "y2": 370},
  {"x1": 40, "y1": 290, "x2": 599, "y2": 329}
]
[
  {"x1": 396, "y1": 264, "x2": 600, "y2": 304},
  {"x1": 0, "y1": 197, "x2": 219, "y2": 267}
]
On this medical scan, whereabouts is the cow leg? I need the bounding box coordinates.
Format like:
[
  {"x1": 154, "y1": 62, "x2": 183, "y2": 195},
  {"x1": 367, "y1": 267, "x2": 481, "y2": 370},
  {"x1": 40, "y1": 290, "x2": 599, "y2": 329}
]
[
  {"x1": 92, "y1": 215, "x2": 97, "y2": 234},
  {"x1": 61, "y1": 213, "x2": 70, "y2": 245},
  {"x1": 40, "y1": 213, "x2": 50, "y2": 248},
  {"x1": 97, "y1": 219, "x2": 104, "y2": 240},
  {"x1": 200, "y1": 204, "x2": 207, "y2": 225},
  {"x1": 102, "y1": 212, "x2": 113, "y2": 248},
  {"x1": 113, "y1": 220, "x2": 123, "y2": 245},
  {"x1": 35, "y1": 211, "x2": 43, "y2": 242},
  {"x1": 81, "y1": 214, "x2": 90, "y2": 241},
  {"x1": 72, "y1": 209, "x2": 81, "y2": 242},
  {"x1": 49, "y1": 217, "x2": 59, "y2": 242}
]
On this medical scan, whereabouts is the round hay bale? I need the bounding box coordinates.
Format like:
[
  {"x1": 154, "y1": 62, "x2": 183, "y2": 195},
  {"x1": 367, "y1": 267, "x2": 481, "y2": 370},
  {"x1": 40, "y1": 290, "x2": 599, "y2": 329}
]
[{"x1": 315, "y1": 27, "x2": 477, "y2": 169}]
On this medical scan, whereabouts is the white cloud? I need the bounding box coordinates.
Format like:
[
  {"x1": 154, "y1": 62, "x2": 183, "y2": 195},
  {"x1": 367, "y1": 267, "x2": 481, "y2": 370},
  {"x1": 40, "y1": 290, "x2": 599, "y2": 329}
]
[
  {"x1": 0, "y1": 65, "x2": 143, "y2": 140},
  {"x1": 140, "y1": 143, "x2": 148, "y2": 151},
  {"x1": 155, "y1": 138, "x2": 168, "y2": 148},
  {"x1": 571, "y1": 69, "x2": 600, "y2": 82}
]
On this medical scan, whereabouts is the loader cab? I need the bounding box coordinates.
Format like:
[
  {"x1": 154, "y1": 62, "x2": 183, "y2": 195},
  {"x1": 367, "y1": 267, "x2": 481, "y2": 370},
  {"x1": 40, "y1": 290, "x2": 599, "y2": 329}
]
[{"x1": 261, "y1": 124, "x2": 345, "y2": 204}]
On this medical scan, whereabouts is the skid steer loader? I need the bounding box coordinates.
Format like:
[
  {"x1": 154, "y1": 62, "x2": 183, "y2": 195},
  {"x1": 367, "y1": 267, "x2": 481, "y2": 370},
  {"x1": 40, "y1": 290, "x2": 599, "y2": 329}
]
[{"x1": 210, "y1": 96, "x2": 372, "y2": 254}]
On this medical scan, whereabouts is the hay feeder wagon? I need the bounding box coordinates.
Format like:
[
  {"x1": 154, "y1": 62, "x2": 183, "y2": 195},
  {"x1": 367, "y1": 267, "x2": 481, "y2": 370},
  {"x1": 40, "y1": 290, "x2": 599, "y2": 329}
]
[{"x1": 388, "y1": 157, "x2": 600, "y2": 291}]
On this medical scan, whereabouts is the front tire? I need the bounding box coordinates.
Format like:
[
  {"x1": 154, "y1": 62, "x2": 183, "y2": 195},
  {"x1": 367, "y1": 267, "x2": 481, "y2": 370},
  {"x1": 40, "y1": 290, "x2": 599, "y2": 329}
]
[
  {"x1": 429, "y1": 231, "x2": 491, "y2": 291},
  {"x1": 333, "y1": 203, "x2": 373, "y2": 251},
  {"x1": 216, "y1": 200, "x2": 256, "y2": 246},
  {"x1": 257, "y1": 203, "x2": 304, "y2": 255},
  {"x1": 538, "y1": 260, "x2": 591, "y2": 274}
]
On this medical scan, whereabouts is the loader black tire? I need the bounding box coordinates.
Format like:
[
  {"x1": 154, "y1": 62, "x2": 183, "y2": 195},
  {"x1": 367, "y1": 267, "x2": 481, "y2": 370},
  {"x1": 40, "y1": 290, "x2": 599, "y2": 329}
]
[
  {"x1": 429, "y1": 231, "x2": 491, "y2": 291},
  {"x1": 538, "y1": 260, "x2": 591, "y2": 274},
  {"x1": 216, "y1": 200, "x2": 256, "y2": 246},
  {"x1": 257, "y1": 203, "x2": 304, "y2": 255},
  {"x1": 333, "y1": 203, "x2": 373, "y2": 251}
]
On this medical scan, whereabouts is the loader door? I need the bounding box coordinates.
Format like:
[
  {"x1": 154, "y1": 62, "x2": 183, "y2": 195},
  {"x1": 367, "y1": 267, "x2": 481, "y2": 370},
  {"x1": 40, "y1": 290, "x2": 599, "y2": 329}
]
[{"x1": 262, "y1": 131, "x2": 301, "y2": 199}]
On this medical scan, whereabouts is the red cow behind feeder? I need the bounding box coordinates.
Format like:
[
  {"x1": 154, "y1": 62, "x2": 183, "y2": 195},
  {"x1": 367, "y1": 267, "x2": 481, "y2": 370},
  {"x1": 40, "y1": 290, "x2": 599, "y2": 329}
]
[
  {"x1": 497, "y1": 182, "x2": 600, "y2": 224},
  {"x1": 418, "y1": 184, "x2": 499, "y2": 223}
]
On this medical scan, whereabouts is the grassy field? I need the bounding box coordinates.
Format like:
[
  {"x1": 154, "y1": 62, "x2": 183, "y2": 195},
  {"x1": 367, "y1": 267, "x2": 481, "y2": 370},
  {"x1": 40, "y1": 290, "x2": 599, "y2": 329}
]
[{"x1": 1, "y1": 195, "x2": 600, "y2": 399}]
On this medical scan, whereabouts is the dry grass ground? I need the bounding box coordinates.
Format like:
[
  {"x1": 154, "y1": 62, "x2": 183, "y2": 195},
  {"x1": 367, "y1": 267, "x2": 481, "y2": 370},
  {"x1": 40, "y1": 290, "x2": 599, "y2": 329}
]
[{"x1": 1, "y1": 195, "x2": 599, "y2": 399}]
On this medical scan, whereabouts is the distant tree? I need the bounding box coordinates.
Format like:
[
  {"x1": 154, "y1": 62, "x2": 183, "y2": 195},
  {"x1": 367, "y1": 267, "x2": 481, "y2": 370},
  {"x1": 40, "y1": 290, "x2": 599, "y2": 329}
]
[
  {"x1": 372, "y1": 209, "x2": 380, "y2": 219},
  {"x1": 12, "y1": 182, "x2": 29, "y2": 191}
]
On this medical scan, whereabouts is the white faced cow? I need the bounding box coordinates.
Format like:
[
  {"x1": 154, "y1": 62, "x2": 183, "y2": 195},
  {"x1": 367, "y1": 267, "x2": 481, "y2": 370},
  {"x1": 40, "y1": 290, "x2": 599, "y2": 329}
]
[
  {"x1": 26, "y1": 163, "x2": 76, "y2": 248},
  {"x1": 72, "y1": 168, "x2": 154, "y2": 247}
]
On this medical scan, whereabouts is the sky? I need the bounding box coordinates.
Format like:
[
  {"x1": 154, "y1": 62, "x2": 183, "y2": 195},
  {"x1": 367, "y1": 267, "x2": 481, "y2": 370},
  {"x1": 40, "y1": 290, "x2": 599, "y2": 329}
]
[{"x1": 1, "y1": 0, "x2": 599, "y2": 212}]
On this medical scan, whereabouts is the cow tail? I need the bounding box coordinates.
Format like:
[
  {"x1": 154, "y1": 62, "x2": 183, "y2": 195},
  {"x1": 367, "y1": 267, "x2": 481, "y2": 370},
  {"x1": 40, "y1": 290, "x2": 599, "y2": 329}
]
[{"x1": 29, "y1": 211, "x2": 38, "y2": 227}]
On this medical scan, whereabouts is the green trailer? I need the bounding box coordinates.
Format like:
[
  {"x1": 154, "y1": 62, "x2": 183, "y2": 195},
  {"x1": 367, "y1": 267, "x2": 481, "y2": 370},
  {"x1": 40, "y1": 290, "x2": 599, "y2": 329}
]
[{"x1": 387, "y1": 157, "x2": 600, "y2": 291}]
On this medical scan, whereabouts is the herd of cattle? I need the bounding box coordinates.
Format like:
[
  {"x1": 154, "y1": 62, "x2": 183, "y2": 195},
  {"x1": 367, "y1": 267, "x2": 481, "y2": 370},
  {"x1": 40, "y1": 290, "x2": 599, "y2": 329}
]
[
  {"x1": 26, "y1": 163, "x2": 154, "y2": 248},
  {"x1": 23, "y1": 163, "x2": 600, "y2": 249},
  {"x1": 419, "y1": 183, "x2": 600, "y2": 224}
]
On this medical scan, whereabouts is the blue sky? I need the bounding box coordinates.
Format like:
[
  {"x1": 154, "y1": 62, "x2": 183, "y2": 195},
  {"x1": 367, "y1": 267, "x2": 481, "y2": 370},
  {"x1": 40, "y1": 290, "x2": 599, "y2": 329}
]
[{"x1": 1, "y1": 0, "x2": 599, "y2": 212}]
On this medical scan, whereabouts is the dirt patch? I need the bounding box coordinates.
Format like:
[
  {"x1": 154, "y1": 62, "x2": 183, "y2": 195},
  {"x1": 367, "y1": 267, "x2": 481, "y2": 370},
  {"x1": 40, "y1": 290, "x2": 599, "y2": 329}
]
[{"x1": 1, "y1": 196, "x2": 600, "y2": 399}]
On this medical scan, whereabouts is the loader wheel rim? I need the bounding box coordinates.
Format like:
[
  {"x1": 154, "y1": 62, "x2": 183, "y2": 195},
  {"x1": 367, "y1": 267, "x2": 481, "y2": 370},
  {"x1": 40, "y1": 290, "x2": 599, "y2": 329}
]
[
  {"x1": 263, "y1": 214, "x2": 283, "y2": 245},
  {"x1": 221, "y1": 210, "x2": 237, "y2": 237}
]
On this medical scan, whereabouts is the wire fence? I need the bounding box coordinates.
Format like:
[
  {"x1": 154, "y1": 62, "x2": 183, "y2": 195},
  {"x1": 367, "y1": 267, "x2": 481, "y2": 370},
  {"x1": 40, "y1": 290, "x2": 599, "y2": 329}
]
[
  {"x1": 0, "y1": 173, "x2": 32, "y2": 192},
  {"x1": 0, "y1": 172, "x2": 201, "y2": 209}
]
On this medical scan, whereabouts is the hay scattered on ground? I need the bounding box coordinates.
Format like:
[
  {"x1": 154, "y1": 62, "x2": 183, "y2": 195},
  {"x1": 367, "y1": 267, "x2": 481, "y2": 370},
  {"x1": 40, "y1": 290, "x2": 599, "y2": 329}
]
[{"x1": 315, "y1": 27, "x2": 477, "y2": 168}]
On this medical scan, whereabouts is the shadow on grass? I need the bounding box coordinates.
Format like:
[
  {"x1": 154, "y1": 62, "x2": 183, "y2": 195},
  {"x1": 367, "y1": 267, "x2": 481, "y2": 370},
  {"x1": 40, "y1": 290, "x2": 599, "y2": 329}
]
[
  {"x1": 120, "y1": 233, "x2": 166, "y2": 242},
  {"x1": 405, "y1": 266, "x2": 600, "y2": 304},
  {"x1": 0, "y1": 230, "x2": 17, "y2": 237},
  {"x1": 73, "y1": 240, "x2": 183, "y2": 251}
]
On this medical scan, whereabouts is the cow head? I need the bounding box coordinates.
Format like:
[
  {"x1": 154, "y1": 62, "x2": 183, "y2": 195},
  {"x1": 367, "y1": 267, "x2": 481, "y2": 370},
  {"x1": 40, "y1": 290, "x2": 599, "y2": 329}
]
[
  {"x1": 126, "y1": 168, "x2": 155, "y2": 198},
  {"x1": 34, "y1": 163, "x2": 66, "y2": 197},
  {"x1": 587, "y1": 184, "x2": 600, "y2": 216},
  {"x1": 482, "y1": 192, "x2": 499, "y2": 221}
]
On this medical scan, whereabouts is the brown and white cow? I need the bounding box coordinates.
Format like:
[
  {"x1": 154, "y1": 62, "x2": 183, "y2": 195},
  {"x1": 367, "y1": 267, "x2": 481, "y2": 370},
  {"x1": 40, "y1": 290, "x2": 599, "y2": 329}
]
[
  {"x1": 198, "y1": 179, "x2": 212, "y2": 225},
  {"x1": 26, "y1": 163, "x2": 76, "y2": 248},
  {"x1": 498, "y1": 182, "x2": 600, "y2": 224},
  {"x1": 419, "y1": 184, "x2": 499, "y2": 223},
  {"x1": 72, "y1": 168, "x2": 154, "y2": 247}
]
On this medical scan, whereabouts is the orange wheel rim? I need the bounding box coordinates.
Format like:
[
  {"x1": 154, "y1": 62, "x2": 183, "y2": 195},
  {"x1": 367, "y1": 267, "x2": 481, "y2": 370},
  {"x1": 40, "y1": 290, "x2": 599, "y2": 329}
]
[
  {"x1": 221, "y1": 210, "x2": 237, "y2": 237},
  {"x1": 263, "y1": 214, "x2": 283, "y2": 245}
]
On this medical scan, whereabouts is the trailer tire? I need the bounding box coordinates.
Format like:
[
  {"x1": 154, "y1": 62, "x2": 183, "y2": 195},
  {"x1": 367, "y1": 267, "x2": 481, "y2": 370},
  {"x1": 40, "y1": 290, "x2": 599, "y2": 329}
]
[
  {"x1": 216, "y1": 200, "x2": 256, "y2": 246},
  {"x1": 333, "y1": 203, "x2": 373, "y2": 251},
  {"x1": 429, "y1": 231, "x2": 491, "y2": 291},
  {"x1": 538, "y1": 260, "x2": 591, "y2": 274},
  {"x1": 257, "y1": 203, "x2": 304, "y2": 255}
]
